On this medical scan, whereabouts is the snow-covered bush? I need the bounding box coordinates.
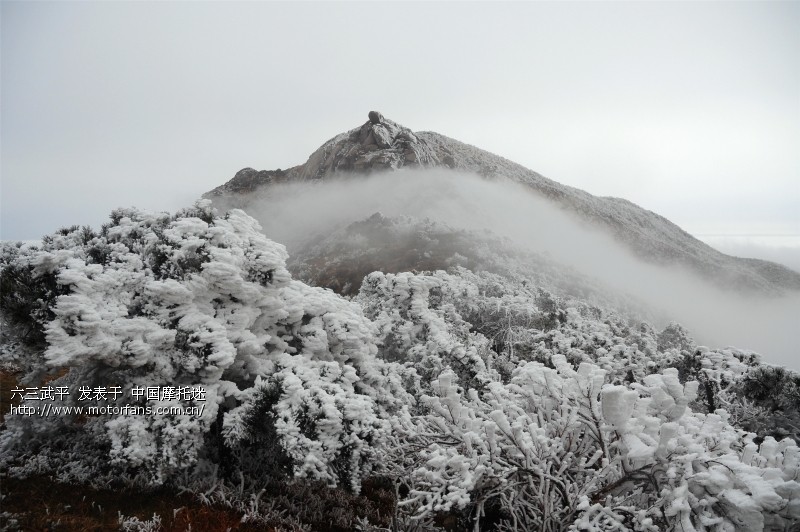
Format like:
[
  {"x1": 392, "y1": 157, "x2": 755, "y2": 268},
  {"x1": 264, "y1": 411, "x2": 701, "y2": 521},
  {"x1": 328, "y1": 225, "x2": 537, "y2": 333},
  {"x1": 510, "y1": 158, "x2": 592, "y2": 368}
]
[
  {"x1": 595, "y1": 369, "x2": 799, "y2": 531},
  {"x1": 352, "y1": 267, "x2": 797, "y2": 530},
  {"x1": 0, "y1": 201, "x2": 405, "y2": 489},
  {"x1": 393, "y1": 357, "x2": 799, "y2": 531},
  {"x1": 357, "y1": 267, "x2": 683, "y2": 388},
  {"x1": 357, "y1": 270, "x2": 496, "y2": 393},
  {"x1": 394, "y1": 356, "x2": 610, "y2": 530}
]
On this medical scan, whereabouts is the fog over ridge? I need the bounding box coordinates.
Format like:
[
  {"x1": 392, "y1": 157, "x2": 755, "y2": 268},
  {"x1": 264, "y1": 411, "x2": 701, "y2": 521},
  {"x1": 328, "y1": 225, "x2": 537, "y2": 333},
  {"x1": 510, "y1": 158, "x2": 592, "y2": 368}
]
[
  {"x1": 226, "y1": 169, "x2": 799, "y2": 369},
  {"x1": 697, "y1": 235, "x2": 800, "y2": 274}
]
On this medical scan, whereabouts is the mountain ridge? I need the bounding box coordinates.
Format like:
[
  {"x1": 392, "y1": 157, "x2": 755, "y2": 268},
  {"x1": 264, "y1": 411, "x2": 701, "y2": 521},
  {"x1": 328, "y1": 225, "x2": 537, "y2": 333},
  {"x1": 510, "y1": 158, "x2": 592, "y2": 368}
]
[{"x1": 205, "y1": 112, "x2": 800, "y2": 294}]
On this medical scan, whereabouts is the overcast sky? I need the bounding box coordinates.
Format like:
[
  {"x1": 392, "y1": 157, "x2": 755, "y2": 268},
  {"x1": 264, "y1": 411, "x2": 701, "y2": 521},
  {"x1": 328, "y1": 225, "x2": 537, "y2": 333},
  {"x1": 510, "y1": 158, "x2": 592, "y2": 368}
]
[{"x1": 2, "y1": 1, "x2": 798, "y2": 268}]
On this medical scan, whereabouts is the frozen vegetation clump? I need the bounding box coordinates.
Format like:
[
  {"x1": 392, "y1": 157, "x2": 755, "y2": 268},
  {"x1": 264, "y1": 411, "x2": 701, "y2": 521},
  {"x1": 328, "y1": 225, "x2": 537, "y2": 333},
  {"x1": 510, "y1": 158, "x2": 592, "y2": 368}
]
[
  {"x1": 0, "y1": 201, "x2": 407, "y2": 491},
  {"x1": 1, "y1": 203, "x2": 798, "y2": 531}
]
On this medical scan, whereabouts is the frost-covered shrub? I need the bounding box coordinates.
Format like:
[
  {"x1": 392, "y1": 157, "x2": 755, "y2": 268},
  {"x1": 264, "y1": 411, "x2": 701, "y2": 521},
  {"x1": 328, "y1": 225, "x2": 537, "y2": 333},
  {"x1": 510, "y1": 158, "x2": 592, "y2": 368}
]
[
  {"x1": 393, "y1": 356, "x2": 800, "y2": 531},
  {"x1": 0, "y1": 201, "x2": 405, "y2": 489},
  {"x1": 657, "y1": 322, "x2": 696, "y2": 354},
  {"x1": 730, "y1": 363, "x2": 800, "y2": 444},
  {"x1": 356, "y1": 268, "x2": 688, "y2": 389},
  {"x1": 0, "y1": 240, "x2": 69, "y2": 354},
  {"x1": 394, "y1": 356, "x2": 611, "y2": 530},
  {"x1": 357, "y1": 271, "x2": 495, "y2": 393},
  {"x1": 118, "y1": 512, "x2": 163, "y2": 532},
  {"x1": 736, "y1": 364, "x2": 800, "y2": 414},
  {"x1": 597, "y1": 368, "x2": 800, "y2": 531},
  {"x1": 358, "y1": 267, "x2": 798, "y2": 528}
]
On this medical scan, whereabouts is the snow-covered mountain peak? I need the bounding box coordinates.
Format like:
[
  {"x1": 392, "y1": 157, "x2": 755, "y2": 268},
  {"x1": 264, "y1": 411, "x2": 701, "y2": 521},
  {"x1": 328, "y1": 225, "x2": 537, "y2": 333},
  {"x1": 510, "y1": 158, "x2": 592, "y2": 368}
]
[
  {"x1": 298, "y1": 111, "x2": 441, "y2": 179},
  {"x1": 205, "y1": 113, "x2": 800, "y2": 295},
  {"x1": 206, "y1": 112, "x2": 440, "y2": 197}
]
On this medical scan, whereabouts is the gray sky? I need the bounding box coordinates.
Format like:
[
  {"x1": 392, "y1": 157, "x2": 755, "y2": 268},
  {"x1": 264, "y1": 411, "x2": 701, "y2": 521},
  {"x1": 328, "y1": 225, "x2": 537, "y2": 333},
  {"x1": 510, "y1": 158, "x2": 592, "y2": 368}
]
[{"x1": 2, "y1": 1, "x2": 799, "y2": 265}]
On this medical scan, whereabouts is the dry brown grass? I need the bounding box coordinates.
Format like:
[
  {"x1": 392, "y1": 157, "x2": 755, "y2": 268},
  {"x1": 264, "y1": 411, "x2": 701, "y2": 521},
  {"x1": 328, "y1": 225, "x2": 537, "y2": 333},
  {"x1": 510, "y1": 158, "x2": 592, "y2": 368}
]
[
  {"x1": 0, "y1": 475, "x2": 267, "y2": 531},
  {"x1": 0, "y1": 473, "x2": 402, "y2": 531}
]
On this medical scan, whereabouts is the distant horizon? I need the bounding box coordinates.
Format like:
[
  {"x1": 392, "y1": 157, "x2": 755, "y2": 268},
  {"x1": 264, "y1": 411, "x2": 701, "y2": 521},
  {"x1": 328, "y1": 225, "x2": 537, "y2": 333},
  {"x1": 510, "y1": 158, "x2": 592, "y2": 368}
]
[{"x1": 694, "y1": 234, "x2": 800, "y2": 274}]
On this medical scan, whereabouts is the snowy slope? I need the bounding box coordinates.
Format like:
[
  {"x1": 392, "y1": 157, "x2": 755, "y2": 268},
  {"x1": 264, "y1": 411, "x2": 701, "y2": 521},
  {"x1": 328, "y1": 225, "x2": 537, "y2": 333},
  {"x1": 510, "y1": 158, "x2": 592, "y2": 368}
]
[
  {"x1": 205, "y1": 112, "x2": 800, "y2": 295},
  {"x1": 3, "y1": 201, "x2": 799, "y2": 531}
]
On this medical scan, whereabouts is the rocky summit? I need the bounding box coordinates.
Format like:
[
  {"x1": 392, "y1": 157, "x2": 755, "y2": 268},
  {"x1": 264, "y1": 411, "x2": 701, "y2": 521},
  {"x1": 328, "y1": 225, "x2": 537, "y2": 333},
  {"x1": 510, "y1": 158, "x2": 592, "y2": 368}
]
[
  {"x1": 206, "y1": 111, "x2": 441, "y2": 196},
  {"x1": 303, "y1": 110, "x2": 441, "y2": 177}
]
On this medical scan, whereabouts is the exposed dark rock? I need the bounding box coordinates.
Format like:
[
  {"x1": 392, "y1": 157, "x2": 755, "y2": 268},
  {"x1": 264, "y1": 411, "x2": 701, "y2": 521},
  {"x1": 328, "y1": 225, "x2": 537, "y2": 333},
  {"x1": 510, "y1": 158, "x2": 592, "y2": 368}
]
[
  {"x1": 368, "y1": 110, "x2": 383, "y2": 124},
  {"x1": 206, "y1": 167, "x2": 286, "y2": 196}
]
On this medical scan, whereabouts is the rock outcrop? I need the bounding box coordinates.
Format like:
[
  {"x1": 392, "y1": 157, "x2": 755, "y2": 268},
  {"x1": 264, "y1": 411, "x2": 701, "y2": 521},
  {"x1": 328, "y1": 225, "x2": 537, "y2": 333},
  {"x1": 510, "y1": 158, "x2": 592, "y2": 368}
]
[
  {"x1": 216, "y1": 167, "x2": 288, "y2": 194},
  {"x1": 298, "y1": 111, "x2": 441, "y2": 179}
]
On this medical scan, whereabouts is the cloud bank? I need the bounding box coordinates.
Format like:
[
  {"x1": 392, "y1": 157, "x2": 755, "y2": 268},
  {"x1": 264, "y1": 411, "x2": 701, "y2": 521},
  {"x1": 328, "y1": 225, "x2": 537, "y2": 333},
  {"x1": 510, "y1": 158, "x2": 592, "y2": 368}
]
[{"x1": 226, "y1": 169, "x2": 799, "y2": 370}]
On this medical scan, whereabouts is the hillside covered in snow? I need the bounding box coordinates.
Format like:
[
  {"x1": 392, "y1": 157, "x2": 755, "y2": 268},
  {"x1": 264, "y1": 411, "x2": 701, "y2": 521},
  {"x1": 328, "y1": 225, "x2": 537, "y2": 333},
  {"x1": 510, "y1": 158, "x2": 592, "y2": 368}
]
[
  {"x1": 1, "y1": 199, "x2": 799, "y2": 531},
  {"x1": 206, "y1": 112, "x2": 800, "y2": 296},
  {"x1": 205, "y1": 113, "x2": 800, "y2": 365},
  {"x1": 2, "y1": 113, "x2": 799, "y2": 531}
]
